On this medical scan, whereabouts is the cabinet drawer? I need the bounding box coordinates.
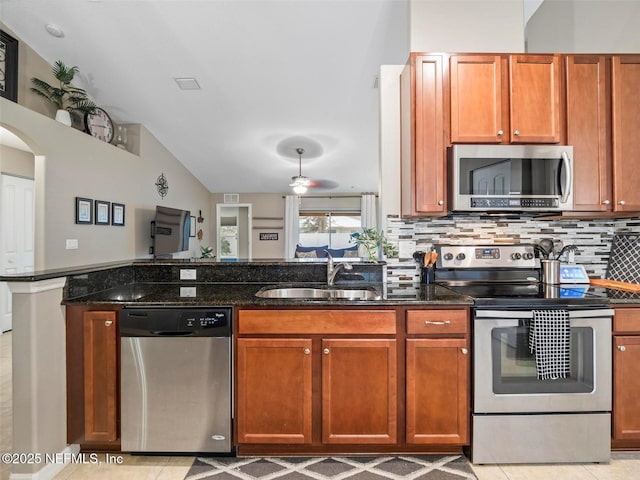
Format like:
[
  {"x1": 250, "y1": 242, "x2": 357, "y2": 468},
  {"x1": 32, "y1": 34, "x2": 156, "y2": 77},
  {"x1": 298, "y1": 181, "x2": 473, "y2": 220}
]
[
  {"x1": 614, "y1": 308, "x2": 640, "y2": 333},
  {"x1": 407, "y1": 310, "x2": 468, "y2": 335},
  {"x1": 238, "y1": 309, "x2": 396, "y2": 335}
]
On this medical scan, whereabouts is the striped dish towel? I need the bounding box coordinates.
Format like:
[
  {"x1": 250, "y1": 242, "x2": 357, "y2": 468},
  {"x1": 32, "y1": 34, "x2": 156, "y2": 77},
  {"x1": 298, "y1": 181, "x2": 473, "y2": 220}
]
[{"x1": 528, "y1": 309, "x2": 571, "y2": 380}]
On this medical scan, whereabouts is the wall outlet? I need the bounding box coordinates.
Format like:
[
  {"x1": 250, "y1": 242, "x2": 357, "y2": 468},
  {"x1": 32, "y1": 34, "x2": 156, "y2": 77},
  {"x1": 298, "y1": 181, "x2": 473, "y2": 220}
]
[
  {"x1": 66, "y1": 239, "x2": 79, "y2": 250},
  {"x1": 180, "y1": 269, "x2": 197, "y2": 280}
]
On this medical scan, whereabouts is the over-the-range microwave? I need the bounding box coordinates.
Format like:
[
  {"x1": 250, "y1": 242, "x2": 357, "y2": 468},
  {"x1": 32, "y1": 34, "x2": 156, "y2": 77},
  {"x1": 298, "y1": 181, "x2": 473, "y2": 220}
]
[{"x1": 449, "y1": 144, "x2": 574, "y2": 212}]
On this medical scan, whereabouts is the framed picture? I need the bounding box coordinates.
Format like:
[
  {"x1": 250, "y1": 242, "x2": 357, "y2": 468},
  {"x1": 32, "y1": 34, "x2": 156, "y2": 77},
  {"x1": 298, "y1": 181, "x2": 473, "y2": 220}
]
[
  {"x1": 112, "y1": 203, "x2": 125, "y2": 226},
  {"x1": 189, "y1": 215, "x2": 196, "y2": 237},
  {"x1": 259, "y1": 232, "x2": 279, "y2": 241},
  {"x1": 75, "y1": 197, "x2": 93, "y2": 224},
  {"x1": 0, "y1": 29, "x2": 19, "y2": 103},
  {"x1": 95, "y1": 200, "x2": 110, "y2": 225}
]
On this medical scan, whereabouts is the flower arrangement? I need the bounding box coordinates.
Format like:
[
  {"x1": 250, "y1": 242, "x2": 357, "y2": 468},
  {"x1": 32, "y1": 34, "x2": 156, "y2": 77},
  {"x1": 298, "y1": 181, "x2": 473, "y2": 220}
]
[{"x1": 350, "y1": 228, "x2": 398, "y2": 262}]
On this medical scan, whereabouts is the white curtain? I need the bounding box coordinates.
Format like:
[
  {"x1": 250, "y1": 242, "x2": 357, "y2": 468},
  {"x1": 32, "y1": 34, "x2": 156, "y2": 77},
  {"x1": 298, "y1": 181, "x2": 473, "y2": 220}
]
[
  {"x1": 361, "y1": 193, "x2": 377, "y2": 231},
  {"x1": 284, "y1": 195, "x2": 300, "y2": 258}
]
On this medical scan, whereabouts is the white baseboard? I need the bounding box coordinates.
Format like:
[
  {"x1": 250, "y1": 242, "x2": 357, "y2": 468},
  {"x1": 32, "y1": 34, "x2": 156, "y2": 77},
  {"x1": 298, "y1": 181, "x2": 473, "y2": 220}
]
[{"x1": 9, "y1": 444, "x2": 81, "y2": 480}]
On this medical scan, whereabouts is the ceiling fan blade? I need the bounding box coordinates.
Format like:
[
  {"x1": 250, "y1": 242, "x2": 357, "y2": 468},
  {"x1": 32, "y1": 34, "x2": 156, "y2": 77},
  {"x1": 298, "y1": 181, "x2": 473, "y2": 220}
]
[{"x1": 308, "y1": 179, "x2": 339, "y2": 190}]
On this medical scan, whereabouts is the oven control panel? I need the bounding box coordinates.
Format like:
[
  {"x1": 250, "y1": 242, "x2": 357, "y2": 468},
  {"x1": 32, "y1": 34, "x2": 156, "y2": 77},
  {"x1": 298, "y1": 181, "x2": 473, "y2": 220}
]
[{"x1": 436, "y1": 245, "x2": 537, "y2": 269}]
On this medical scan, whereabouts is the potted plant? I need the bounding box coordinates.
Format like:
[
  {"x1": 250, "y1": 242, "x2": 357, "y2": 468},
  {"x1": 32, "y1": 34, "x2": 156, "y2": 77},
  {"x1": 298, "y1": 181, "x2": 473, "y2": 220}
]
[
  {"x1": 30, "y1": 60, "x2": 96, "y2": 125},
  {"x1": 350, "y1": 228, "x2": 398, "y2": 262}
]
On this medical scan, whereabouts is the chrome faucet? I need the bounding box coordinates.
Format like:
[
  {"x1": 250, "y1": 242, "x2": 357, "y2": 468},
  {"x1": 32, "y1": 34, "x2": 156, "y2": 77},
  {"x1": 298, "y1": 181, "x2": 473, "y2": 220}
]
[{"x1": 325, "y1": 250, "x2": 353, "y2": 286}]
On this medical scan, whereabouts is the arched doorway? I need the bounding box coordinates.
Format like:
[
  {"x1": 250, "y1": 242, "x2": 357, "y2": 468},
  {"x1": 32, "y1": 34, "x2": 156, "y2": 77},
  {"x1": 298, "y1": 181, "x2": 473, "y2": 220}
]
[{"x1": 0, "y1": 127, "x2": 36, "y2": 332}]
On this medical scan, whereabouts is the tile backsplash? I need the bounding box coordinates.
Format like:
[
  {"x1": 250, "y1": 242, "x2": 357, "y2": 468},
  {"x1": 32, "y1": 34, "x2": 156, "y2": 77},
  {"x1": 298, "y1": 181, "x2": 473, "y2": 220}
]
[{"x1": 385, "y1": 214, "x2": 640, "y2": 284}]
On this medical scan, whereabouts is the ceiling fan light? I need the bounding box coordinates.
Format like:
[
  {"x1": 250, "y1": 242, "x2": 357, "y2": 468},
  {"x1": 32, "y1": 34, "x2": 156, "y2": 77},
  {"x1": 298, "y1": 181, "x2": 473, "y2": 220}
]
[{"x1": 293, "y1": 184, "x2": 307, "y2": 194}]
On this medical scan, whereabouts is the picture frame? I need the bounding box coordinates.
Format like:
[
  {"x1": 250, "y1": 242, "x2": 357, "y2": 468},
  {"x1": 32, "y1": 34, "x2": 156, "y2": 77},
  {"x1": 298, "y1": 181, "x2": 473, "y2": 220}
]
[
  {"x1": 95, "y1": 200, "x2": 110, "y2": 225},
  {"x1": 0, "y1": 29, "x2": 18, "y2": 103},
  {"x1": 259, "y1": 232, "x2": 279, "y2": 241},
  {"x1": 189, "y1": 215, "x2": 196, "y2": 237},
  {"x1": 112, "y1": 203, "x2": 125, "y2": 226},
  {"x1": 75, "y1": 197, "x2": 93, "y2": 224}
]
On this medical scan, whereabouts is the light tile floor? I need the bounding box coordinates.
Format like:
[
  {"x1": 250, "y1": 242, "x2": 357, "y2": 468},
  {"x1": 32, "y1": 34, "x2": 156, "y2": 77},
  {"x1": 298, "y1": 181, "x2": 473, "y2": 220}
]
[{"x1": 1, "y1": 331, "x2": 639, "y2": 480}]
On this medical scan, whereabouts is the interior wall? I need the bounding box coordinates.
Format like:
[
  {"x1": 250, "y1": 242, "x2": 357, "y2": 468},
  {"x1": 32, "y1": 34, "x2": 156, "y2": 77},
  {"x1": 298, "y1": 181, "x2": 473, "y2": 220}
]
[
  {"x1": 409, "y1": 0, "x2": 525, "y2": 52},
  {"x1": 1, "y1": 99, "x2": 211, "y2": 269},
  {"x1": 527, "y1": 0, "x2": 640, "y2": 53},
  {"x1": 0, "y1": 144, "x2": 34, "y2": 178},
  {"x1": 211, "y1": 193, "x2": 285, "y2": 259}
]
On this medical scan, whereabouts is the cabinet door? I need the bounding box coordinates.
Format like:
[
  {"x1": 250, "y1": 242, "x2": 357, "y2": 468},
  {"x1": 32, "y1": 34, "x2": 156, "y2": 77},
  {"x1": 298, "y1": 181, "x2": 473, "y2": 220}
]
[
  {"x1": 322, "y1": 339, "x2": 397, "y2": 444},
  {"x1": 612, "y1": 55, "x2": 640, "y2": 212},
  {"x1": 566, "y1": 55, "x2": 611, "y2": 211},
  {"x1": 83, "y1": 310, "x2": 118, "y2": 442},
  {"x1": 509, "y1": 55, "x2": 561, "y2": 143},
  {"x1": 406, "y1": 338, "x2": 469, "y2": 445},
  {"x1": 450, "y1": 55, "x2": 506, "y2": 143},
  {"x1": 613, "y1": 336, "x2": 640, "y2": 441},
  {"x1": 401, "y1": 54, "x2": 446, "y2": 216},
  {"x1": 236, "y1": 338, "x2": 312, "y2": 444}
]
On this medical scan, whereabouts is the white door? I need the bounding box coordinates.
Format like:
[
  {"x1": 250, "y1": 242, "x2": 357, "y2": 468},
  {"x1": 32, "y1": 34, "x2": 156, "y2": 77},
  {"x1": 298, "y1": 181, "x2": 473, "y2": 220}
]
[{"x1": 0, "y1": 174, "x2": 35, "y2": 332}]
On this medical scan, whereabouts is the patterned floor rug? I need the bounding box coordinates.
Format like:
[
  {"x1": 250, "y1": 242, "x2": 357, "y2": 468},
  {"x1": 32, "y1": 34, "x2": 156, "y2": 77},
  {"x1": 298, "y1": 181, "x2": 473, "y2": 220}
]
[{"x1": 184, "y1": 455, "x2": 477, "y2": 480}]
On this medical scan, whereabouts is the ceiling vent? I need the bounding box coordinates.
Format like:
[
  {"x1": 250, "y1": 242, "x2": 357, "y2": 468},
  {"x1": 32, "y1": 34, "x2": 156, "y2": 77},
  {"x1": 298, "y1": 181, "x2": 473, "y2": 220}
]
[
  {"x1": 174, "y1": 77, "x2": 201, "y2": 90},
  {"x1": 224, "y1": 193, "x2": 239, "y2": 204}
]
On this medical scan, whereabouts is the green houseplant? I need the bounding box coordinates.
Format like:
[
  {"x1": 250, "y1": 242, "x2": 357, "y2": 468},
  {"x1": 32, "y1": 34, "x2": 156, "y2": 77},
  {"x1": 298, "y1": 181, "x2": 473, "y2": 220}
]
[
  {"x1": 30, "y1": 60, "x2": 96, "y2": 125},
  {"x1": 350, "y1": 228, "x2": 398, "y2": 262}
]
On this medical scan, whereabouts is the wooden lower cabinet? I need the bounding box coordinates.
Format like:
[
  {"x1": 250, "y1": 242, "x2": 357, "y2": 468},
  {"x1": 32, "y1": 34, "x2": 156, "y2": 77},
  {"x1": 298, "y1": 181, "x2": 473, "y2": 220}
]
[
  {"x1": 613, "y1": 308, "x2": 640, "y2": 447},
  {"x1": 406, "y1": 338, "x2": 469, "y2": 444},
  {"x1": 236, "y1": 338, "x2": 313, "y2": 444},
  {"x1": 66, "y1": 306, "x2": 119, "y2": 449},
  {"x1": 235, "y1": 307, "x2": 470, "y2": 453},
  {"x1": 322, "y1": 339, "x2": 397, "y2": 444},
  {"x1": 405, "y1": 309, "x2": 470, "y2": 446}
]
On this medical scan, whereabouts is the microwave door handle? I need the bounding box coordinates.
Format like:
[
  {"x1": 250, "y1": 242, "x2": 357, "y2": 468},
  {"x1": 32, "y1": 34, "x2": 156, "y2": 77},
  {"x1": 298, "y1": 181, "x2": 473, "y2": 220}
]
[{"x1": 560, "y1": 151, "x2": 571, "y2": 203}]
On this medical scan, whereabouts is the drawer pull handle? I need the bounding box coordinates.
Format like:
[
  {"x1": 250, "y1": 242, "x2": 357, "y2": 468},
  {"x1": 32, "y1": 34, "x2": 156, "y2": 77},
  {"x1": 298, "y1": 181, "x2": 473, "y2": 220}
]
[
  {"x1": 461, "y1": 348, "x2": 469, "y2": 355},
  {"x1": 104, "y1": 320, "x2": 113, "y2": 327},
  {"x1": 618, "y1": 345, "x2": 626, "y2": 352},
  {"x1": 323, "y1": 348, "x2": 330, "y2": 355},
  {"x1": 303, "y1": 348, "x2": 311, "y2": 355},
  {"x1": 424, "y1": 320, "x2": 451, "y2": 325}
]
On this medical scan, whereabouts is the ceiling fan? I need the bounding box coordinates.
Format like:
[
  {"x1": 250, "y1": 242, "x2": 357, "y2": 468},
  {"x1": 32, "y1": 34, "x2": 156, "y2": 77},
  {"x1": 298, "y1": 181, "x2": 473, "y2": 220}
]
[{"x1": 290, "y1": 147, "x2": 312, "y2": 194}]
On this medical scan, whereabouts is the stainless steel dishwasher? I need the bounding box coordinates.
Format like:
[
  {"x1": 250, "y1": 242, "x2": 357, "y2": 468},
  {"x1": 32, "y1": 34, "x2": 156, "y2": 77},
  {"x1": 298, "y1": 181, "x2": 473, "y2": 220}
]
[{"x1": 120, "y1": 306, "x2": 232, "y2": 453}]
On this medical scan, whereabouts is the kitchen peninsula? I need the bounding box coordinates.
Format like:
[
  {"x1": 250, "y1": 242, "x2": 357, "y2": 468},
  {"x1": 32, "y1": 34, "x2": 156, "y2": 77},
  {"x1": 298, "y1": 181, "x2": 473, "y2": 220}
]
[{"x1": 2, "y1": 257, "x2": 473, "y2": 476}]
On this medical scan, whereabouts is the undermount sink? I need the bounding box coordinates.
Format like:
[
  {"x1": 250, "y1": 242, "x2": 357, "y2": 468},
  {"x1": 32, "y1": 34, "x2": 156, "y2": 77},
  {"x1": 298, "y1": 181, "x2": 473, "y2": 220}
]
[{"x1": 255, "y1": 286, "x2": 382, "y2": 300}]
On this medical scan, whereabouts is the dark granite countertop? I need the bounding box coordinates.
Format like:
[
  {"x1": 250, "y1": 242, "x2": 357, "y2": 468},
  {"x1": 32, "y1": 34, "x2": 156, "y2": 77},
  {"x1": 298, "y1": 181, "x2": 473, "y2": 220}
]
[{"x1": 62, "y1": 282, "x2": 474, "y2": 307}]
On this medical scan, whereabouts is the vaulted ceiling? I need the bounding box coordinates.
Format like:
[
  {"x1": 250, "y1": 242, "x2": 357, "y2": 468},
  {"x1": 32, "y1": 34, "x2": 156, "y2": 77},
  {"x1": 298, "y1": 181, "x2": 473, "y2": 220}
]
[{"x1": 1, "y1": 0, "x2": 410, "y2": 193}]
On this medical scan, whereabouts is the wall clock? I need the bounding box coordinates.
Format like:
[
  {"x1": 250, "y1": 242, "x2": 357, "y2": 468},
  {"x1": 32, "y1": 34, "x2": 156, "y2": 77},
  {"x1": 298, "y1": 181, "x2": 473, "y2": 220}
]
[
  {"x1": 84, "y1": 107, "x2": 114, "y2": 143},
  {"x1": 155, "y1": 173, "x2": 169, "y2": 198}
]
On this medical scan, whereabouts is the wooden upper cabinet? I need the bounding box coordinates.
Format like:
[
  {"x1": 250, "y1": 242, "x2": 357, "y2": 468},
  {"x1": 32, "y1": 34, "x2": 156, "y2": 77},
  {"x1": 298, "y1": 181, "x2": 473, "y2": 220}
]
[
  {"x1": 400, "y1": 54, "x2": 446, "y2": 216},
  {"x1": 449, "y1": 54, "x2": 562, "y2": 145},
  {"x1": 450, "y1": 55, "x2": 506, "y2": 143},
  {"x1": 565, "y1": 55, "x2": 611, "y2": 211},
  {"x1": 612, "y1": 55, "x2": 640, "y2": 212},
  {"x1": 509, "y1": 54, "x2": 562, "y2": 143}
]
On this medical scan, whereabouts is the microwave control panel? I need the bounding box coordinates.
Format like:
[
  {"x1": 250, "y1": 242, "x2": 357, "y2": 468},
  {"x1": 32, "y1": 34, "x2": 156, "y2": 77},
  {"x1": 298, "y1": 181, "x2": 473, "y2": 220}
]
[{"x1": 470, "y1": 197, "x2": 560, "y2": 209}]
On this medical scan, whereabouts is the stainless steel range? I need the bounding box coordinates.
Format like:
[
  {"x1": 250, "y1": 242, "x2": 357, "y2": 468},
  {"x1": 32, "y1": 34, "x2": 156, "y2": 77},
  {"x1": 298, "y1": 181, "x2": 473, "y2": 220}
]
[{"x1": 433, "y1": 244, "x2": 613, "y2": 464}]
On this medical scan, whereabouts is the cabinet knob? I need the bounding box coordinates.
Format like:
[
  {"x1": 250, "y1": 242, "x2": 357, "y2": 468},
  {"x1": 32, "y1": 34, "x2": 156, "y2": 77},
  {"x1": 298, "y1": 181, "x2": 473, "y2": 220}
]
[
  {"x1": 514, "y1": 129, "x2": 520, "y2": 136},
  {"x1": 104, "y1": 320, "x2": 113, "y2": 327},
  {"x1": 425, "y1": 320, "x2": 451, "y2": 326},
  {"x1": 618, "y1": 345, "x2": 626, "y2": 352},
  {"x1": 602, "y1": 200, "x2": 610, "y2": 205},
  {"x1": 303, "y1": 348, "x2": 311, "y2": 355},
  {"x1": 497, "y1": 130, "x2": 504, "y2": 136},
  {"x1": 461, "y1": 348, "x2": 469, "y2": 355},
  {"x1": 438, "y1": 200, "x2": 444, "y2": 206},
  {"x1": 618, "y1": 200, "x2": 626, "y2": 205},
  {"x1": 323, "y1": 348, "x2": 330, "y2": 355}
]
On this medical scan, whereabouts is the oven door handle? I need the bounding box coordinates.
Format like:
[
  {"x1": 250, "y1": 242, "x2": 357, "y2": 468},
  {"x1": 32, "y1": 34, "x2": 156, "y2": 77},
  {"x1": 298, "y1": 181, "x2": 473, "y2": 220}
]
[{"x1": 475, "y1": 309, "x2": 614, "y2": 319}]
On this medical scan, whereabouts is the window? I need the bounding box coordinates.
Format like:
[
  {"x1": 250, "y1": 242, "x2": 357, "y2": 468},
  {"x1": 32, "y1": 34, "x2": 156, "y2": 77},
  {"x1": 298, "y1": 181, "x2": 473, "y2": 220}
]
[{"x1": 299, "y1": 212, "x2": 361, "y2": 249}]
